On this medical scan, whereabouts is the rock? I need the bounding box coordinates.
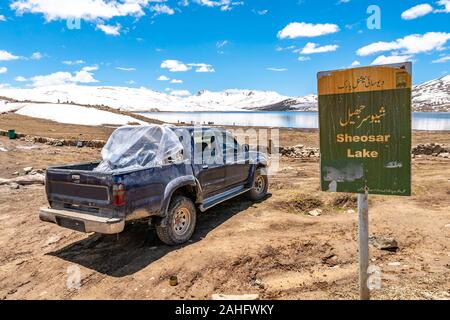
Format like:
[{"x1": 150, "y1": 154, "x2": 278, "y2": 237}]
[
  {"x1": 23, "y1": 166, "x2": 33, "y2": 174},
  {"x1": 76, "y1": 141, "x2": 83, "y2": 148},
  {"x1": 438, "y1": 152, "x2": 449, "y2": 158},
  {"x1": 9, "y1": 183, "x2": 20, "y2": 190},
  {"x1": 211, "y1": 294, "x2": 259, "y2": 300},
  {"x1": 29, "y1": 169, "x2": 44, "y2": 175},
  {"x1": 412, "y1": 143, "x2": 449, "y2": 157},
  {"x1": 45, "y1": 235, "x2": 61, "y2": 246},
  {"x1": 279, "y1": 145, "x2": 320, "y2": 159},
  {"x1": 12, "y1": 172, "x2": 19, "y2": 176},
  {"x1": 369, "y1": 235, "x2": 398, "y2": 251},
  {"x1": 0, "y1": 174, "x2": 45, "y2": 186},
  {"x1": 346, "y1": 209, "x2": 356, "y2": 214},
  {"x1": 388, "y1": 262, "x2": 401, "y2": 266},
  {"x1": 445, "y1": 224, "x2": 450, "y2": 228},
  {"x1": 308, "y1": 209, "x2": 322, "y2": 216}
]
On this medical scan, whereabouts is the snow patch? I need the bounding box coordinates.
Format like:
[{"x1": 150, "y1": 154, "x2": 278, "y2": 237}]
[{"x1": 12, "y1": 103, "x2": 147, "y2": 126}]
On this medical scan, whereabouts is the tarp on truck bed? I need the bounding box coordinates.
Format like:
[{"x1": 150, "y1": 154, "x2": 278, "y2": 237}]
[{"x1": 94, "y1": 125, "x2": 184, "y2": 173}]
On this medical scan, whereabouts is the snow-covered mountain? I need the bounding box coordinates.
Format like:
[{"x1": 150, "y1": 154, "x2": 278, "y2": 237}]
[
  {"x1": 0, "y1": 85, "x2": 311, "y2": 112},
  {"x1": 0, "y1": 75, "x2": 449, "y2": 112},
  {"x1": 0, "y1": 85, "x2": 317, "y2": 112},
  {"x1": 412, "y1": 75, "x2": 450, "y2": 112}
]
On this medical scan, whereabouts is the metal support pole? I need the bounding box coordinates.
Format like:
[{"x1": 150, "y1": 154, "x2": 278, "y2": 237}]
[{"x1": 358, "y1": 190, "x2": 370, "y2": 300}]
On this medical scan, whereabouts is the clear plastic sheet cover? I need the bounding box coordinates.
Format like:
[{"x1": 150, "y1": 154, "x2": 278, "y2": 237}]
[{"x1": 94, "y1": 125, "x2": 184, "y2": 173}]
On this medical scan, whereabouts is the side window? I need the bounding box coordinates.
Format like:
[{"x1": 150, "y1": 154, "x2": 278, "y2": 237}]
[
  {"x1": 223, "y1": 134, "x2": 239, "y2": 163},
  {"x1": 222, "y1": 134, "x2": 235, "y2": 153},
  {"x1": 194, "y1": 130, "x2": 223, "y2": 165}
]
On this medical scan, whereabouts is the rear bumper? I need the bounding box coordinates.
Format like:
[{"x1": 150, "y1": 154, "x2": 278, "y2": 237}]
[{"x1": 40, "y1": 207, "x2": 125, "y2": 234}]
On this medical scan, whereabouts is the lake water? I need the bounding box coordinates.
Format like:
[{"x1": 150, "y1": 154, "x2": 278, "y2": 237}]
[{"x1": 138, "y1": 111, "x2": 450, "y2": 131}]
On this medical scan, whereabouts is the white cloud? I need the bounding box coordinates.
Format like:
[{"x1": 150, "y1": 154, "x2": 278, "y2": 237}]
[
  {"x1": 0, "y1": 15, "x2": 6, "y2": 21},
  {"x1": 299, "y1": 42, "x2": 338, "y2": 54},
  {"x1": 435, "y1": 0, "x2": 450, "y2": 12},
  {"x1": 254, "y1": 9, "x2": 268, "y2": 15},
  {"x1": 432, "y1": 55, "x2": 450, "y2": 63},
  {"x1": 30, "y1": 72, "x2": 74, "y2": 87},
  {"x1": 157, "y1": 75, "x2": 170, "y2": 81},
  {"x1": 188, "y1": 63, "x2": 215, "y2": 72},
  {"x1": 161, "y1": 59, "x2": 190, "y2": 72},
  {"x1": 150, "y1": 4, "x2": 175, "y2": 16},
  {"x1": 350, "y1": 60, "x2": 361, "y2": 67},
  {"x1": 216, "y1": 40, "x2": 229, "y2": 54},
  {"x1": 161, "y1": 60, "x2": 215, "y2": 73},
  {"x1": 298, "y1": 56, "x2": 311, "y2": 61},
  {"x1": 357, "y1": 32, "x2": 450, "y2": 56},
  {"x1": 73, "y1": 70, "x2": 98, "y2": 83},
  {"x1": 31, "y1": 52, "x2": 43, "y2": 60},
  {"x1": 62, "y1": 60, "x2": 85, "y2": 65},
  {"x1": 276, "y1": 45, "x2": 296, "y2": 52},
  {"x1": 216, "y1": 40, "x2": 228, "y2": 48},
  {"x1": 10, "y1": 0, "x2": 150, "y2": 21},
  {"x1": 371, "y1": 55, "x2": 413, "y2": 65},
  {"x1": 0, "y1": 67, "x2": 7, "y2": 74},
  {"x1": 28, "y1": 66, "x2": 99, "y2": 87},
  {"x1": 15, "y1": 76, "x2": 27, "y2": 81},
  {"x1": 81, "y1": 65, "x2": 98, "y2": 72},
  {"x1": 97, "y1": 23, "x2": 121, "y2": 36},
  {"x1": 267, "y1": 67, "x2": 287, "y2": 72},
  {"x1": 278, "y1": 22, "x2": 339, "y2": 39},
  {"x1": 0, "y1": 50, "x2": 19, "y2": 61},
  {"x1": 401, "y1": 4, "x2": 433, "y2": 20},
  {"x1": 170, "y1": 79, "x2": 183, "y2": 83},
  {"x1": 193, "y1": 0, "x2": 243, "y2": 11},
  {"x1": 116, "y1": 67, "x2": 136, "y2": 71},
  {"x1": 170, "y1": 89, "x2": 191, "y2": 97}
]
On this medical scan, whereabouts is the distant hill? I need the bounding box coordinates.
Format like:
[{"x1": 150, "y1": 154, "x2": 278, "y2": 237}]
[
  {"x1": 412, "y1": 75, "x2": 450, "y2": 112},
  {"x1": 0, "y1": 76, "x2": 449, "y2": 112}
]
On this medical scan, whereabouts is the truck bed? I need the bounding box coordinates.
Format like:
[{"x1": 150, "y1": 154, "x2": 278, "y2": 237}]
[{"x1": 43, "y1": 161, "x2": 194, "y2": 232}]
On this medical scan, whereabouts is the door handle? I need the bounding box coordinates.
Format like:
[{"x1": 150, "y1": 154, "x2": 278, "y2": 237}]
[{"x1": 202, "y1": 165, "x2": 209, "y2": 169}]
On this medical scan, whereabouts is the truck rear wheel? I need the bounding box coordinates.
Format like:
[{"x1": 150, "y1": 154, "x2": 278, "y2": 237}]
[
  {"x1": 248, "y1": 168, "x2": 268, "y2": 201},
  {"x1": 156, "y1": 195, "x2": 197, "y2": 245}
]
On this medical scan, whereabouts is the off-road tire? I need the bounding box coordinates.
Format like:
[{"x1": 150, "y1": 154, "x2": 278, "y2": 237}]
[
  {"x1": 156, "y1": 195, "x2": 197, "y2": 245},
  {"x1": 248, "y1": 168, "x2": 268, "y2": 201}
]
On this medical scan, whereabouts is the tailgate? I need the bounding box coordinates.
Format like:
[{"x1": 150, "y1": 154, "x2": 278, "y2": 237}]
[{"x1": 46, "y1": 163, "x2": 113, "y2": 208}]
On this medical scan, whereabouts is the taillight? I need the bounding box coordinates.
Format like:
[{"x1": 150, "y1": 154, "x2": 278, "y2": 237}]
[{"x1": 112, "y1": 183, "x2": 126, "y2": 206}]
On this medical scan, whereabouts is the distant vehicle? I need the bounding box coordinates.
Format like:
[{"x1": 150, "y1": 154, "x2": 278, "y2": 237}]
[{"x1": 40, "y1": 125, "x2": 268, "y2": 245}]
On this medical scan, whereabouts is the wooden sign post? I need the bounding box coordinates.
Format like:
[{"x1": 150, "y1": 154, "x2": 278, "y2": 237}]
[
  {"x1": 358, "y1": 190, "x2": 369, "y2": 299},
  {"x1": 317, "y1": 62, "x2": 412, "y2": 300}
]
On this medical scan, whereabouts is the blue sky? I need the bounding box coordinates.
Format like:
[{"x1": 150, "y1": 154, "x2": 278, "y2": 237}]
[{"x1": 0, "y1": 0, "x2": 449, "y2": 96}]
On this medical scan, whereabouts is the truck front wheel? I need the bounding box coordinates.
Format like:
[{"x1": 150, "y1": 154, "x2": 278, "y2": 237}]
[
  {"x1": 156, "y1": 195, "x2": 197, "y2": 245},
  {"x1": 248, "y1": 168, "x2": 268, "y2": 201}
]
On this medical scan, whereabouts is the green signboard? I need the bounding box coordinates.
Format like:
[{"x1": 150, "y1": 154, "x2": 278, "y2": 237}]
[{"x1": 318, "y1": 62, "x2": 412, "y2": 196}]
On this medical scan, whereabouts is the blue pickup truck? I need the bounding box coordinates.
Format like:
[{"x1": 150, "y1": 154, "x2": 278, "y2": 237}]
[{"x1": 40, "y1": 125, "x2": 268, "y2": 245}]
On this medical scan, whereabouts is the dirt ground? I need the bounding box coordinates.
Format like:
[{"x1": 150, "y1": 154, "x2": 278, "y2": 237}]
[{"x1": 0, "y1": 116, "x2": 449, "y2": 300}]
